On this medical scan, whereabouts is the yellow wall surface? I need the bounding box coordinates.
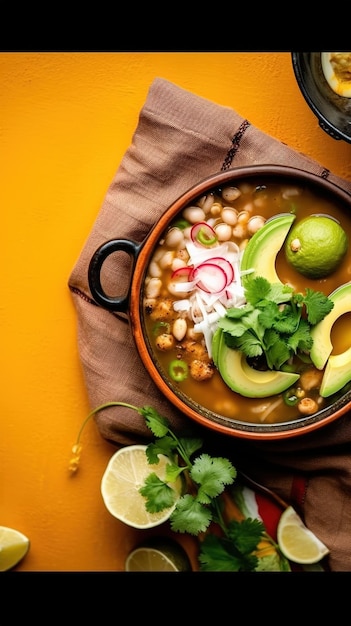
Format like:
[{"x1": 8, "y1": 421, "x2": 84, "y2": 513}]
[{"x1": 1, "y1": 52, "x2": 351, "y2": 571}]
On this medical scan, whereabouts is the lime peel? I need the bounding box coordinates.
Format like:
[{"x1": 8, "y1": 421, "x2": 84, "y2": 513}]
[{"x1": 285, "y1": 215, "x2": 348, "y2": 279}]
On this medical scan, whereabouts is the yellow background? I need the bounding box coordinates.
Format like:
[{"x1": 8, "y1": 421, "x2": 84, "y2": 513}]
[{"x1": 1, "y1": 52, "x2": 351, "y2": 571}]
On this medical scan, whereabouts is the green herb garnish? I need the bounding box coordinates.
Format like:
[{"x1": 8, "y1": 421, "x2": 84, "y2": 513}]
[
  {"x1": 70, "y1": 401, "x2": 288, "y2": 571},
  {"x1": 217, "y1": 276, "x2": 334, "y2": 370},
  {"x1": 138, "y1": 405, "x2": 286, "y2": 571}
]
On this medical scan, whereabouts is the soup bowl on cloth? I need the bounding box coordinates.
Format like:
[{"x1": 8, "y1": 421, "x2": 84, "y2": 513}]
[{"x1": 88, "y1": 165, "x2": 351, "y2": 441}]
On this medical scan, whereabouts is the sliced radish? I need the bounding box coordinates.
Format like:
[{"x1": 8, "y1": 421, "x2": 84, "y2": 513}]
[
  {"x1": 171, "y1": 266, "x2": 194, "y2": 280},
  {"x1": 192, "y1": 263, "x2": 228, "y2": 294},
  {"x1": 208, "y1": 256, "x2": 235, "y2": 284}
]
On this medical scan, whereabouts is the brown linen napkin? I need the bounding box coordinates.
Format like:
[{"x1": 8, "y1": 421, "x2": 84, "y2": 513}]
[{"x1": 69, "y1": 77, "x2": 351, "y2": 571}]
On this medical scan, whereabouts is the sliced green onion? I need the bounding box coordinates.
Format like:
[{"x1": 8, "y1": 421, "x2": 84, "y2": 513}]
[
  {"x1": 191, "y1": 222, "x2": 218, "y2": 246},
  {"x1": 283, "y1": 389, "x2": 299, "y2": 407},
  {"x1": 169, "y1": 359, "x2": 189, "y2": 382},
  {"x1": 172, "y1": 218, "x2": 191, "y2": 230}
]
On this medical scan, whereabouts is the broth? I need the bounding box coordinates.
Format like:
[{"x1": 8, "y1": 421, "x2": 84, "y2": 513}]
[{"x1": 142, "y1": 176, "x2": 351, "y2": 425}]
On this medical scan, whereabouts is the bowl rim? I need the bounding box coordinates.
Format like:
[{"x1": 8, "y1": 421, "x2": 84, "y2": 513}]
[{"x1": 129, "y1": 164, "x2": 351, "y2": 440}]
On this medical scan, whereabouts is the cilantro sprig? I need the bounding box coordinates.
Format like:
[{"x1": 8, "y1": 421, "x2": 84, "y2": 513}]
[
  {"x1": 218, "y1": 276, "x2": 334, "y2": 370},
  {"x1": 70, "y1": 401, "x2": 289, "y2": 571},
  {"x1": 137, "y1": 405, "x2": 286, "y2": 571}
]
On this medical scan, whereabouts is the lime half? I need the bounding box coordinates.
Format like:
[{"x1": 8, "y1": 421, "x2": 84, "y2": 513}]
[{"x1": 125, "y1": 537, "x2": 192, "y2": 572}]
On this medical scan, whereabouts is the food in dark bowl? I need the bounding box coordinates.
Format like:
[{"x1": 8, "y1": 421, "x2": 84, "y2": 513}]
[
  {"x1": 292, "y1": 52, "x2": 351, "y2": 143},
  {"x1": 88, "y1": 165, "x2": 351, "y2": 440}
]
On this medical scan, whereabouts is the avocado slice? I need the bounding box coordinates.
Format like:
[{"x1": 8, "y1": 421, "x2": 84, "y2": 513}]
[
  {"x1": 320, "y1": 348, "x2": 351, "y2": 398},
  {"x1": 211, "y1": 327, "x2": 221, "y2": 368},
  {"x1": 240, "y1": 213, "x2": 296, "y2": 287},
  {"x1": 214, "y1": 329, "x2": 300, "y2": 398},
  {"x1": 310, "y1": 281, "x2": 351, "y2": 397}
]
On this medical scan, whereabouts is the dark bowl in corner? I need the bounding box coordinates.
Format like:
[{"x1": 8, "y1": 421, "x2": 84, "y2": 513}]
[{"x1": 292, "y1": 52, "x2": 351, "y2": 144}]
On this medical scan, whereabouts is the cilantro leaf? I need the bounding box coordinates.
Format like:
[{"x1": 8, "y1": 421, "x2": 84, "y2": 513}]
[
  {"x1": 227, "y1": 517, "x2": 265, "y2": 554},
  {"x1": 178, "y1": 436, "x2": 203, "y2": 460},
  {"x1": 170, "y1": 494, "x2": 212, "y2": 535},
  {"x1": 199, "y1": 533, "x2": 259, "y2": 571},
  {"x1": 270, "y1": 304, "x2": 301, "y2": 334},
  {"x1": 303, "y1": 288, "x2": 334, "y2": 325},
  {"x1": 190, "y1": 454, "x2": 237, "y2": 503},
  {"x1": 225, "y1": 330, "x2": 264, "y2": 359},
  {"x1": 245, "y1": 276, "x2": 293, "y2": 306},
  {"x1": 224, "y1": 303, "x2": 254, "y2": 319},
  {"x1": 244, "y1": 276, "x2": 271, "y2": 304},
  {"x1": 139, "y1": 473, "x2": 177, "y2": 513},
  {"x1": 146, "y1": 437, "x2": 177, "y2": 463},
  {"x1": 141, "y1": 406, "x2": 170, "y2": 437},
  {"x1": 286, "y1": 318, "x2": 313, "y2": 353},
  {"x1": 264, "y1": 331, "x2": 291, "y2": 369},
  {"x1": 267, "y1": 282, "x2": 294, "y2": 304}
]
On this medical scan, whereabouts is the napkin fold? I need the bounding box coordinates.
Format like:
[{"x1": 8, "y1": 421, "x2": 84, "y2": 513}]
[{"x1": 69, "y1": 77, "x2": 351, "y2": 571}]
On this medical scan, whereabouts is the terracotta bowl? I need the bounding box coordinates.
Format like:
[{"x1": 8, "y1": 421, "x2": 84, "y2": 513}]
[{"x1": 88, "y1": 165, "x2": 351, "y2": 440}]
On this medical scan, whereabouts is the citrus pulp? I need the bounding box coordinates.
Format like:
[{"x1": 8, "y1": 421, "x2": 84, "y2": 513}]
[
  {"x1": 277, "y1": 506, "x2": 330, "y2": 565},
  {"x1": 125, "y1": 537, "x2": 192, "y2": 571},
  {"x1": 0, "y1": 526, "x2": 30, "y2": 571},
  {"x1": 284, "y1": 215, "x2": 348, "y2": 278},
  {"x1": 100, "y1": 444, "x2": 182, "y2": 529}
]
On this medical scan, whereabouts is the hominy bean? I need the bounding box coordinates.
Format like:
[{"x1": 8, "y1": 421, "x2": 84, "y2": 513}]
[
  {"x1": 148, "y1": 260, "x2": 162, "y2": 278},
  {"x1": 171, "y1": 257, "x2": 187, "y2": 271},
  {"x1": 197, "y1": 193, "x2": 215, "y2": 212},
  {"x1": 168, "y1": 281, "x2": 190, "y2": 297},
  {"x1": 247, "y1": 215, "x2": 266, "y2": 235},
  {"x1": 152, "y1": 248, "x2": 165, "y2": 262},
  {"x1": 222, "y1": 208, "x2": 238, "y2": 225},
  {"x1": 237, "y1": 210, "x2": 250, "y2": 226},
  {"x1": 165, "y1": 227, "x2": 184, "y2": 248},
  {"x1": 159, "y1": 250, "x2": 175, "y2": 269},
  {"x1": 232, "y1": 223, "x2": 246, "y2": 239},
  {"x1": 221, "y1": 186, "x2": 241, "y2": 202},
  {"x1": 214, "y1": 223, "x2": 232, "y2": 241},
  {"x1": 145, "y1": 277, "x2": 162, "y2": 298},
  {"x1": 183, "y1": 206, "x2": 206, "y2": 223},
  {"x1": 173, "y1": 318, "x2": 187, "y2": 341}
]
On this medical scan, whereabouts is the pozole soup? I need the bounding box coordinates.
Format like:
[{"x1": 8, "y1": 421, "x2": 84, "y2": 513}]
[{"x1": 142, "y1": 174, "x2": 351, "y2": 426}]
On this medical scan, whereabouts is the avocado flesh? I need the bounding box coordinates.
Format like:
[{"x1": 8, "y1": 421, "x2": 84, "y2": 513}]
[
  {"x1": 211, "y1": 327, "x2": 221, "y2": 368},
  {"x1": 310, "y1": 281, "x2": 351, "y2": 397},
  {"x1": 240, "y1": 213, "x2": 296, "y2": 288},
  {"x1": 320, "y1": 348, "x2": 351, "y2": 397},
  {"x1": 215, "y1": 329, "x2": 300, "y2": 398},
  {"x1": 310, "y1": 282, "x2": 351, "y2": 369}
]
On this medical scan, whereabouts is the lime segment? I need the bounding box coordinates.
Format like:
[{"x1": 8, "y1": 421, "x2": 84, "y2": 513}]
[
  {"x1": 0, "y1": 526, "x2": 30, "y2": 571},
  {"x1": 277, "y1": 506, "x2": 329, "y2": 565}
]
